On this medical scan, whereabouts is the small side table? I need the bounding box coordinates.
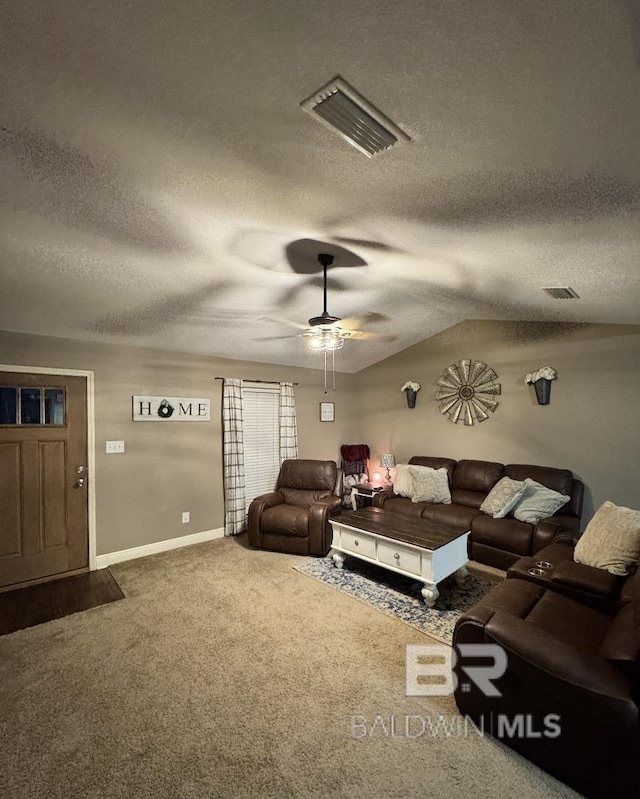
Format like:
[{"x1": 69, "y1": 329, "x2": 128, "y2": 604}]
[{"x1": 350, "y1": 482, "x2": 389, "y2": 510}]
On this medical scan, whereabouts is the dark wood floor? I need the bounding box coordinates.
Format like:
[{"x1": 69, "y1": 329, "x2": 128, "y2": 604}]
[{"x1": 0, "y1": 568, "x2": 125, "y2": 635}]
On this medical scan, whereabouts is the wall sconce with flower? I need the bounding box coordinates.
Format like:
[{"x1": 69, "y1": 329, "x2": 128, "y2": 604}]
[
  {"x1": 526, "y1": 366, "x2": 557, "y2": 405},
  {"x1": 401, "y1": 380, "x2": 421, "y2": 408}
]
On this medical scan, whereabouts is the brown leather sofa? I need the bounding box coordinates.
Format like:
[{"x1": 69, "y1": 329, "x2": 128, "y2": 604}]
[
  {"x1": 247, "y1": 459, "x2": 342, "y2": 556},
  {"x1": 372, "y1": 456, "x2": 583, "y2": 569},
  {"x1": 452, "y1": 565, "x2": 640, "y2": 798}
]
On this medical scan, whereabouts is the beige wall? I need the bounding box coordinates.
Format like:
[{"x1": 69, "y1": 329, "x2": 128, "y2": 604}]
[
  {"x1": 351, "y1": 320, "x2": 640, "y2": 525},
  {"x1": 0, "y1": 331, "x2": 357, "y2": 555},
  {"x1": 2, "y1": 321, "x2": 638, "y2": 557}
]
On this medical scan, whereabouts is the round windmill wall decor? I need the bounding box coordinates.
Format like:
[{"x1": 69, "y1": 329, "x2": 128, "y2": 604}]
[{"x1": 435, "y1": 359, "x2": 501, "y2": 425}]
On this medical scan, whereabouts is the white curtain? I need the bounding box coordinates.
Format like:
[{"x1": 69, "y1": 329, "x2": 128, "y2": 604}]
[
  {"x1": 222, "y1": 378, "x2": 246, "y2": 536},
  {"x1": 279, "y1": 382, "x2": 298, "y2": 461}
]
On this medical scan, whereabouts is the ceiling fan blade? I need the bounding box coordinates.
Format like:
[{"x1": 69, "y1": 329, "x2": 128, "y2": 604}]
[
  {"x1": 344, "y1": 330, "x2": 396, "y2": 342},
  {"x1": 253, "y1": 334, "x2": 299, "y2": 341},
  {"x1": 338, "y1": 311, "x2": 389, "y2": 329},
  {"x1": 263, "y1": 315, "x2": 308, "y2": 331},
  {"x1": 331, "y1": 236, "x2": 405, "y2": 254}
]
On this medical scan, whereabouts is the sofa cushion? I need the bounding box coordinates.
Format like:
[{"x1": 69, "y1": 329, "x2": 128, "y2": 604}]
[
  {"x1": 511, "y1": 479, "x2": 570, "y2": 524},
  {"x1": 410, "y1": 466, "x2": 451, "y2": 504},
  {"x1": 471, "y1": 514, "x2": 534, "y2": 557},
  {"x1": 409, "y1": 456, "x2": 456, "y2": 485},
  {"x1": 381, "y1": 496, "x2": 427, "y2": 518},
  {"x1": 280, "y1": 487, "x2": 332, "y2": 507},
  {"x1": 480, "y1": 476, "x2": 528, "y2": 518},
  {"x1": 421, "y1": 502, "x2": 481, "y2": 530},
  {"x1": 503, "y1": 463, "x2": 573, "y2": 497},
  {"x1": 574, "y1": 501, "x2": 640, "y2": 576},
  {"x1": 450, "y1": 489, "x2": 488, "y2": 509},
  {"x1": 260, "y1": 504, "x2": 309, "y2": 537},
  {"x1": 599, "y1": 603, "x2": 640, "y2": 677},
  {"x1": 453, "y1": 459, "x2": 503, "y2": 494}
]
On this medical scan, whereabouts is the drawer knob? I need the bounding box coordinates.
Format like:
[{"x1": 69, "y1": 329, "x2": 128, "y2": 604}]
[
  {"x1": 354, "y1": 540, "x2": 359, "y2": 546},
  {"x1": 394, "y1": 552, "x2": 400, "y2": 560}
]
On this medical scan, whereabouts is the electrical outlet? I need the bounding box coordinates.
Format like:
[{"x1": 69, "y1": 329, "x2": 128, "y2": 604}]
[
  {"x1": 106, "y1": 440, "x2": 125, "y2": 454},
  {"x1": 182, "y1": 511, "x2": 190, "y2": 524}
]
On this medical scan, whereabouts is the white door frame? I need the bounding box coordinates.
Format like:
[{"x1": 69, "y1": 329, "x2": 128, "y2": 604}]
[{"x1": 0, "y1": 364, "x2": 97, "y2": 571}]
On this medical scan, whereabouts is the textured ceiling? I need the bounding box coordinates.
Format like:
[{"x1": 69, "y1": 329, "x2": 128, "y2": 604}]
[{"x1": 1, "y1": 1, "x2": 640, "y2": 372}]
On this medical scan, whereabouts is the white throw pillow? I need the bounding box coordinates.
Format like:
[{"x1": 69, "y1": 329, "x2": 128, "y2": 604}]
[
  {"x1": 574, "y1": 501, "x2": 640, "y2": 576},
  {"x1": 393, "y1": 464, "x2": 414, "y2": 498},
  {"x1": 511, "y1": 478, "x2": 570, "y2": 524},
  {"x1": 410, "y1": 466, "x2": 452, "y2": 504},
  {"x1": 480, "y1": 476, "x2": 527, "y2": 519}
]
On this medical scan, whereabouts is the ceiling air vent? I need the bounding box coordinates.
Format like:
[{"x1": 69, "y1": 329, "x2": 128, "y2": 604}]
[
  {"x1": 541, "y1": 287, "x2": 580, "y2": 299},
  {"x1": 300, "y1": 76, "x2": 410, "y2": 158}
]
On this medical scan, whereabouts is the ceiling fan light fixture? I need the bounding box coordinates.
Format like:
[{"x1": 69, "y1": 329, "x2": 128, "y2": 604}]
[{"x1": 306, "y1": 328, "x2": 345, "y2": 351}]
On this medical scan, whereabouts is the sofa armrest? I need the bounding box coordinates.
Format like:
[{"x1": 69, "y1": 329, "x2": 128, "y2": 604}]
[
  {"x1": 551, "y1": 560, "x2": 625, "y2": 599},
  {"x1": 247, "y1": 492, "x2": 284, "y2": 546},
  {"x1": 308, "y1": 496, "x2": 343, "y2": 555},
  {"x1": 532, "y1": 520, "x2": 562, "y2": 553},
  {"x1": 372, "y1": 488, "x2": 395, "y2": 508},
  {"x1": 485, "y1": 611, "x2": 637, "y2": 726}
]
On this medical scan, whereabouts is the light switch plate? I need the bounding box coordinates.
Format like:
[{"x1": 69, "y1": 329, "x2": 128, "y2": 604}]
[
  {"x1": 106, "y1": 440, "x2": 125, "y2": 454},
  {"x1": 182, "y1": 511, "x2": 190, "y2": 524}
]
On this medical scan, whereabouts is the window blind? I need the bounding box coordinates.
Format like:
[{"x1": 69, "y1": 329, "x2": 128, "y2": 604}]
[{"x1": 242, "y1": 385, "x2": 281, "y2": 511}]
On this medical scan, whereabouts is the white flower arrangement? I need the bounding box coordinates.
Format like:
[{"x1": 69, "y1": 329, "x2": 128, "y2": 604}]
[
  {"x1": 525, "y1": 366, "x2": 557, "y2": 385},
  {"x1": 401, "y1": 381, "x2": 421, "y2": 393}
]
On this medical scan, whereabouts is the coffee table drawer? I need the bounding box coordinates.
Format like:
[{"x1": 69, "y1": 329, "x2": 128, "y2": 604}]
[
  {"x1": 341, "y1": 529, "x2": 376, "y2": 559},
  {"x1": 378, "y1": 541, "x2": 421, "y2": 576}
]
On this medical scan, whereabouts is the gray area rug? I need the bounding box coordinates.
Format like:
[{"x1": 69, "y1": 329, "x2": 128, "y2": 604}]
[
  {"x1": 0, "y1": 537, "x2": 579, "y2": 799},
  {"x1": 294, "y1": 555, "x2": 494, "y2": 643}
]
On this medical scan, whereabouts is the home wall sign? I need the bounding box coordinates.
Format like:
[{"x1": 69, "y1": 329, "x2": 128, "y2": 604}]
[
  {"x1": 435, "y1": 360, "x2": 501, "y2": 425},
  {"x1": 132, "y1": 396, "x2": 211, "y2": 421}
]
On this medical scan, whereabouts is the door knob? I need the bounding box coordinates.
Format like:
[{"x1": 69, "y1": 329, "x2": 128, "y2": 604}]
[
  {"x1": 76, "y1": 466, "x2": 85, "y2": 474},
  {"x1": 75, "y1": 478, "x2": 84, "y2": 488}
]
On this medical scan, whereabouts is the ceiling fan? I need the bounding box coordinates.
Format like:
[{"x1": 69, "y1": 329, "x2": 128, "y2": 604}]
[{"x1": 303, "y1": 253, "x2": 350, "y2": 351}]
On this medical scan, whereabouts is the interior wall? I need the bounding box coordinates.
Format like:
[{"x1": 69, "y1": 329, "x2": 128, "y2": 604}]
[
  {"x1": 0, "y1": 330, "x2": 357, "y2": 555},
  {"x1": 351, "y1": 320, "x2": 640, "y2": 525}
]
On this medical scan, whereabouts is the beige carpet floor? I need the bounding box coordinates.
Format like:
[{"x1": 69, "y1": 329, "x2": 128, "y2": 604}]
[{"x1": 0, "y1": 536, "x2": 580, "y2": 799}]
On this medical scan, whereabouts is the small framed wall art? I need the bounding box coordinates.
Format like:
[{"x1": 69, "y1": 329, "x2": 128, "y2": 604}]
[{"x1": 319, "y1": 402, "x2": 335, "y2": 422}]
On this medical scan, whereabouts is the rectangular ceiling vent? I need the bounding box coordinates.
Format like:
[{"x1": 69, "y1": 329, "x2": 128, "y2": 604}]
[
  {"x1": 541, "y1": 287, "x2": 580, "y2": 299},
  {"x1": 300, "y1": 76, "x2": 411, "y2": 158}
]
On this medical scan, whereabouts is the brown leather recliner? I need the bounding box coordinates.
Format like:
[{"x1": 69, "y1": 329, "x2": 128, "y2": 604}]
[
  {"x1": 452, "y1": 568, "x2": 640, "y2": 799},
  {"x1": 247, "y1": 459, "x2": 342, "y2": 556}
]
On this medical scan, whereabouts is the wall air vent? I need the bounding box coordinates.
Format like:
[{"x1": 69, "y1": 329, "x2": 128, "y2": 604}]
[
  {"x1": 541, "y1": 287, "x2": 580, "y2": 299},
  {"x1": 300, "y1": 76, "x2": 411, "y2": 158}
]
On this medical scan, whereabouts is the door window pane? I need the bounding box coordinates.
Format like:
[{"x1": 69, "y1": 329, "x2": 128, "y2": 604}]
[
  {"x1": 45, "y1": 389, "x2": 65, "y2": 425},
  {"x1": 0, "y1": 387, "x2": 17, "y2": 424},
  {"x1": 21, "y1": 388, "x2": 41, "y2": 424}
]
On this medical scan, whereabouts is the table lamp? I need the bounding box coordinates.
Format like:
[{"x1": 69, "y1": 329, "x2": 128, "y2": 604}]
[{"x1": 380, "y1": 453, "x2": 395, "y2": 483}]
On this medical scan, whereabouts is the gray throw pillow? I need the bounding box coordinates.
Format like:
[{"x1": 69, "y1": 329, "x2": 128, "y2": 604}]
[
  {"x1": 480, "y1": 476, "x2": 527, "y2": 518},
  {"x1": 511, "y1": 478, "x2": 570, "y2": 524}
]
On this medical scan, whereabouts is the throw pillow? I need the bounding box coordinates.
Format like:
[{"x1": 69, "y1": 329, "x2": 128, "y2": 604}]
[
  {"x1": 393, "y1": 464, "x2": 414, "y2": 498},
  {"x1": 480, "y1": 476, "x2": 527, "y2": 518},
  {"x1": 511, "y1": 478, "x2": 570, "y2": 524},
  {"x1": 574, "y1": 501, "x2": 640, "y2": 576},
  {"x1": 410, "y1": 466, "x2": 452, "y2": 504}
]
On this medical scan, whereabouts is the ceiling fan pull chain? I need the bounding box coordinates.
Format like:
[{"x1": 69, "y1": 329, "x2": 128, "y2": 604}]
[
  {"x1": 332, "y1": 348, "x2": 336, "y2": 390},
  {"x1": 324, "y1": 349, "x2": 328, "y2": 393}
]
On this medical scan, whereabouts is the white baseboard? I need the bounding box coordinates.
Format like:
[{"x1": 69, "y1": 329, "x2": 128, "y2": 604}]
[{"x1": 96, "y1": 527, "x2": 225, "y2": 569}]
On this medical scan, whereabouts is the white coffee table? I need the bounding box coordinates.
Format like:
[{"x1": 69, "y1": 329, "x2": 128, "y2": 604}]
[{"x1": 329, "y1": 507, "x2": 469, "y2": 607}]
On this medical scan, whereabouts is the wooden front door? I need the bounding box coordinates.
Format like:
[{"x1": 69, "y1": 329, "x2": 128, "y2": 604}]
[{"x1": 0, "y1": 372, "x2": 89, "y2": 590}]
